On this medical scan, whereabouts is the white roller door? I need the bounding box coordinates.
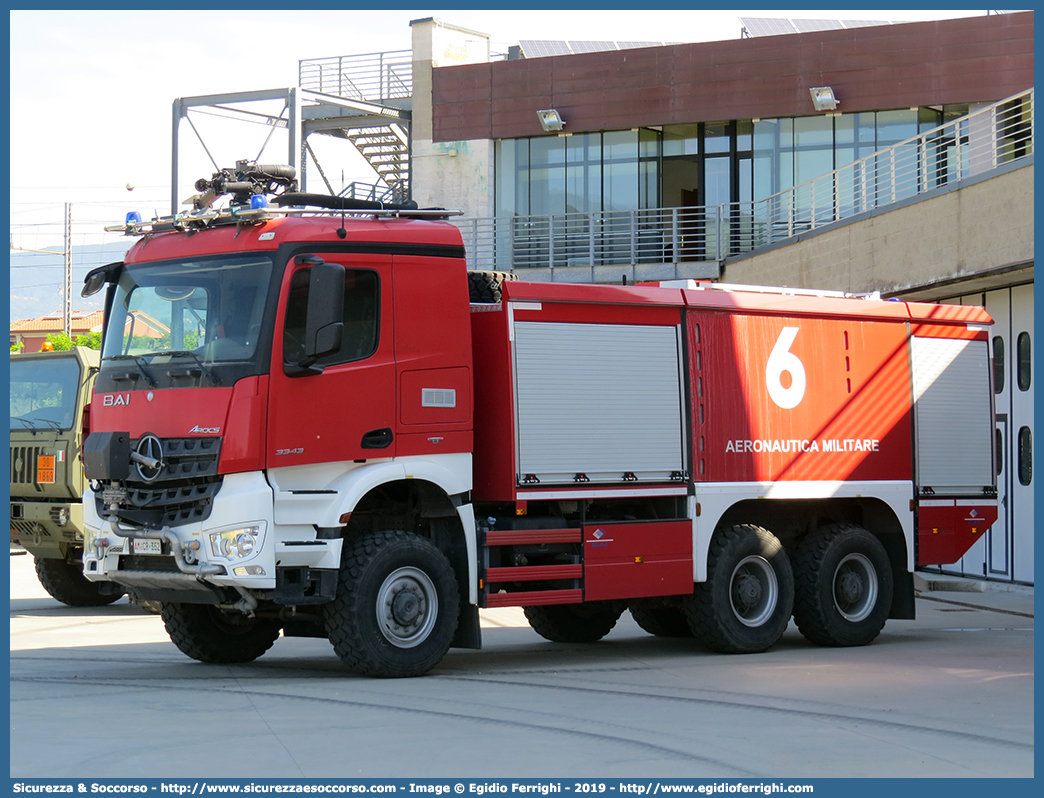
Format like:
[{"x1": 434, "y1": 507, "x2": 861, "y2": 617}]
[
  {"x1": 911, "y1": 336, "x2": 994, "y2": 493},
  {"x1": 513, "y1": 321, "x2": 686, "y2": 484}
]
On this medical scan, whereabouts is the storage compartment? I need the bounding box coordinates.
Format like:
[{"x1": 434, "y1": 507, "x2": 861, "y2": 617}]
[
  {"x1": 513, "y1": 321, "x2": 686, "y2": 484},
  {"x1": 911, "y1": 336, "x2": 994, "y2": 493},
  {"x1": 583, "y1": 520, "x2": 693, "y2": 601}
]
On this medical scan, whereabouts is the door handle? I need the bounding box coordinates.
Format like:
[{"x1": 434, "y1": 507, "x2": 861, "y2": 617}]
[{"x1": 361, "y1": 428, "x2": 393, "y2": 449}]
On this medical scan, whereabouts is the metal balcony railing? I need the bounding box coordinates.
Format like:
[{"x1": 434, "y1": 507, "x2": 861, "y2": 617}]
[
  {"x1": 454, "y1": 88, "x2": 1033, "y2": 273},
  {"x1": 299, "y1": 50, "x2": 412, "y2": 102}
]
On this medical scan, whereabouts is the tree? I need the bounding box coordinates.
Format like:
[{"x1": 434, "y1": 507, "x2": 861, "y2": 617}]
[
  {"x1": 74, "y1": 331, "x2": 102, "y2": 349},
  {"x1": 45, "y1": 332, "x2": 74, "y2": 351},
  {"x1": 43, "y1": 331, "x2": 101, "y2": 351}
]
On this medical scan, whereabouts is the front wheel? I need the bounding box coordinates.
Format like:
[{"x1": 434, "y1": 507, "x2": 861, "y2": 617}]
[
  {"x1": 324, "y1": 531, "x2": 460, "y2": 678},
  {"x1": 684, "y1": 524, "x2": 794, "y2": 654},
  {"x1": 161, "y1": 603, "x2": 281, "y2": 663},
  {"x1": 524, "y1": 602, "x2": 624, "y2": 643},
  {"x1": 793, "y1": 524, "x2": 892, "y2": 647},
  {"x1": 34, "y1": 556, "x2": 124, "y2": 607}
]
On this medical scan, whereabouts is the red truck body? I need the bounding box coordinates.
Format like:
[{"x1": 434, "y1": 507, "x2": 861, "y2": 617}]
[{"x1": 80, "y1": 188, "x2": 998, "y2": 677}]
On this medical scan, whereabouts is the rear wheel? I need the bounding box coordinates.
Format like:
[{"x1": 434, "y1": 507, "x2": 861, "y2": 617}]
[
  {"x1": 34, "y1": 556, "x2": 124, "y2": 607},
  {"x1": 684, "y1": 524, "x2": 794, "y2": 654},
  {"x1": 629, "y1": 604, "x2": 693, "y2": 637},
  {"x1": 524, "y1": 602, "x2": 624, "y2": 643},
  {"x1": 793, "y1": 524, "x2": 892, "y2": 647},
  {"x1": 161, "y1": 603, "x2": 281, "y2": 664},
  {"x1": 324, "y1": 531, "x2": 460, "y2": 678}
]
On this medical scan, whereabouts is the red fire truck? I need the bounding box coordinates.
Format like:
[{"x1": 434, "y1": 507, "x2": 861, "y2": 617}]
[{"x1": 80, "y1": 162, "x2": 998, "y2": 677}]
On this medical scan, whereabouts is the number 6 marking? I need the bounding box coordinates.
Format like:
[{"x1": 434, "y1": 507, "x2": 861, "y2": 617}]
[{"x1": 766, "y1": 327, "x2": 806, "y2": 409}]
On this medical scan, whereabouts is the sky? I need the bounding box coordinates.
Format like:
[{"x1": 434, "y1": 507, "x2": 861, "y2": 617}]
[{"x1": 8, "y1": 8, "x2": 988, "y2": 314}]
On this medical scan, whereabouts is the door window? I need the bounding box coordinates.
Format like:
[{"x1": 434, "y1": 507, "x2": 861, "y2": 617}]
[{"x1": 283, "y1": 267, "x2": 380, "y2": 367}]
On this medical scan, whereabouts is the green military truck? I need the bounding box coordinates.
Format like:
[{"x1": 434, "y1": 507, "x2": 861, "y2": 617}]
[{"x1": 10, "y1": 346, "x2": 126, "y2": 605}]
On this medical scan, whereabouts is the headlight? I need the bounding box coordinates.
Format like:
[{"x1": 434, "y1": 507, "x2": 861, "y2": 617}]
[
  {"x1": 209, "y1": 527, "x2": 259, "y2": 560},
  {"x1": 57, "y1": 507, "x2": 70, "y2": 527}
]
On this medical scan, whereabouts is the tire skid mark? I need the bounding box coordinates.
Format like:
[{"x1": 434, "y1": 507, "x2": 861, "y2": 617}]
[
  {"x1": 10, "y1": 675, "x2": 755, "y2": 776},
  {"x1": 435, "y1": 673, "x2": 1033, "y2": 752}
]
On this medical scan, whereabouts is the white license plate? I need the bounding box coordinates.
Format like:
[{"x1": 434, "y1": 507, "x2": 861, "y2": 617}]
[{"x1": 132, "y1": 539, "x2": 163, "y2": 555}]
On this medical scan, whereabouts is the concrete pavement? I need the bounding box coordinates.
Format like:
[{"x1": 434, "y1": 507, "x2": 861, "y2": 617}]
[{"x1": 9, "y1": 549, "x2": 1034, "y2": 779}]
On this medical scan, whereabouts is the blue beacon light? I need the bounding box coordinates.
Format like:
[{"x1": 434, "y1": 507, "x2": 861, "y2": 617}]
[{"x1": 250, "y1": 195, "x2": 269, "y2": 210}]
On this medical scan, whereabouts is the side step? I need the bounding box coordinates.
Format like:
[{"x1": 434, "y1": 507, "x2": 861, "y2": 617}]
[{"x1": 482, "y1": 527, "x2": 583, "y2": 608}]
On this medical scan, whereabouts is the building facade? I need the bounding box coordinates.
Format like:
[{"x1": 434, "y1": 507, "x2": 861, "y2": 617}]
[{"x1": 410, "y1": 13, "x2": 1034, "y2": 584}]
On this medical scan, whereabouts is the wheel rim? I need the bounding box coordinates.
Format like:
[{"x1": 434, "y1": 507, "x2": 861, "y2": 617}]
[
  {"x1": 832, "y1": 553, "x2": 878, "y2": 622},
  {"x1": 729, "y1": 555, "x2": 778, "y2": 627},
  {"x1": 376, "y1": 566, "x2": 438, "y2": 649}
]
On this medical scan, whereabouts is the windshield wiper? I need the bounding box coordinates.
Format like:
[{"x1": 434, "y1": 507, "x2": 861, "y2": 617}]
[
  {"x1": 11, "y1": 416, "x2": 39, "y2": 435},
  {"x1": 102, "y1": 354, "x2": 158, "y2": 387},
  {"x1": 29, "y1": 417, "x2": 64, "y2": 430},
  {"x1": 148, "y1": 350, "x2": 221, "y2": 385}
]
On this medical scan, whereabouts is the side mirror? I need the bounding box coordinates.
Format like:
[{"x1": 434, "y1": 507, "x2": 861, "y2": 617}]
[
  {"x1": 82, "y1": 261, "x2": 123, "y2": 297},
  {"x1": 303, "y1": 261, "x2": 345, "y2": 362}
]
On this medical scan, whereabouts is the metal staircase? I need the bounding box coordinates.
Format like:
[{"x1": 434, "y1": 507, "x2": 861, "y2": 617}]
[
  {"x1": 299, "y1": 51, "x2": 413, "y2": 201},
  {"x1": 341, "y1": 124, "x2": 410, "y2": 198}
]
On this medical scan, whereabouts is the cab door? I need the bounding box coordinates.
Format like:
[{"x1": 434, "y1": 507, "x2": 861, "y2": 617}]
[{"x1": 266, "y1": 253, "x2": 396, "y2": 468}]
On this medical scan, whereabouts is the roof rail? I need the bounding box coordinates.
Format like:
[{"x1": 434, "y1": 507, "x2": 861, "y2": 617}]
[{"x1": 658, "y1": 280, "x2": 884, "y2": 300}]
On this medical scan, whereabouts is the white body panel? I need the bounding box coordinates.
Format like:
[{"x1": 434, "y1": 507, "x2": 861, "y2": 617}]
[
  {"x1": 692, "y1": 480, "x2": 915, "y2": 582},
  {"x1": 83, "y1": 453, "x2": 476, "y2": 597}
]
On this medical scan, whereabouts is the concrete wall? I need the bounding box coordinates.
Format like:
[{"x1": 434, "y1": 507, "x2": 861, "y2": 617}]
[
  {"x1": 410, "y1": 19, "x2": 495, "y2": 217},
  {"x1": 721, "y1": 163, "x2": 1034, "y2": 296}
]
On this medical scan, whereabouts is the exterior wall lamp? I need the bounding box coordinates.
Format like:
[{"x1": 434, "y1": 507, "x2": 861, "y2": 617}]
[
  {"x1": 537, "y1": 109, "x2": 565, "y2": 131},
  {"x1": 810, "y1": 87, "x2": 839, "y2": 111}
]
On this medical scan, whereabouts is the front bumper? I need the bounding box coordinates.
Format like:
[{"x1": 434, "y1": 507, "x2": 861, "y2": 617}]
[
  {"x1": 82, "y1": 471, "x2": 342, "y2": 598},
  {"x1": 10, "y1": 500, "x2": 83, "y2": 558}
]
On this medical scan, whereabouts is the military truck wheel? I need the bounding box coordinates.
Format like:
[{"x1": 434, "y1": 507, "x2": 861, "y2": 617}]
[
  {"x1": 161, "y1": 603, "x2": 281, "y2": 664},
  {"x1": 324, "y1": 531, "x2": 460, "y2": 678},
  {"x1": 684, "y1": 524, "x2": 794, "y2": 654},
  {"x1": 793, "y1": 524, "x2": 893, "y2": 647},
  {"x1": 629, "y1": 603, "x2": 693, "y2": 637},
  {"x1": 33, "y1": 556, "x2": 124, "y2": 607},
  {"x1": 524, "y1": 602, "x2": 624, "y2": 643},
  {"x1": 467, "y1": 270, "x2": 517, "y2": 303}
]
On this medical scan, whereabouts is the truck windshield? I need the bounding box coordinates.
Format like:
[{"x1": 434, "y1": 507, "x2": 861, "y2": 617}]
[
  {"x1": 10, "y1": 356, "x2": 81, "y2": 431},
  {"x1": 100, "y1": 255, "x2": 274, "y2": 372}
]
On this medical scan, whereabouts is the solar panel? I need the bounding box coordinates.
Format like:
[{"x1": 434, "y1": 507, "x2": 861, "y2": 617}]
[
  {"x1": 841, "y1": 19, "x2": 891, "y2": 28},
  {"x1": 739, "y1": 18, "x2": 798, "y2": 37},
  {"x1": 568, "y1": 41, "x2": 618, "y2": 53},
  {"x1": 518, "y1": 39, "x2": 675, "y2": 58},
  {"x1": 792, "y1": 19, "x2": 846, "y2": 33},
  {"x1": 518, "y1": 40, "x2": 572, "y2": 58}
]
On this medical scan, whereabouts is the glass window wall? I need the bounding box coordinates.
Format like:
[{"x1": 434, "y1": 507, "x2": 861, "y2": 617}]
[{"x1": 494, "y1": 107, "x2": 955, "y2": 218}]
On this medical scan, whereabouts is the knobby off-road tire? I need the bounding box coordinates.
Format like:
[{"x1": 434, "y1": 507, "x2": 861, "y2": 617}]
[
  {"x1": 34, "y1": 556, "x2": 124, "y2": 607},
  {"x1": 324, "y1": 531, "x2": 460, "y2": 678},
  {"x1": 162, "y1": 603, "x2": 281, "y2": 664},
  {"x1": 684, "y1": 524, "x2": 794, "y2": 654},
  {"x1": 793, "y1": 523, "x2": 893, "y2": 647},
  {"x1": 523, "y1": 602, "x2": 624, "y2": 643},
  {"x1": 629, "y1": 604, "x2": 693, "y2": 638},
  {"x1": 467, "y1": 270, "x2": 518, "y2": 304}
]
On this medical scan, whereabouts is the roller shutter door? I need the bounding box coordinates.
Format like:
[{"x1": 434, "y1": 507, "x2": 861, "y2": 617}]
[
  {"x1": 513, "y1": 321, "x2": 686, "y2": 484},
  {"x1": 911, "y1": 336, "x2": 994, "y2": 493}
]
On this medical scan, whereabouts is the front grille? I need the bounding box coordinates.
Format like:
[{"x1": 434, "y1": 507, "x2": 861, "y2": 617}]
[
  {"x1": 96, "y1": 436, "x2": 224, "y2": 529},
  {"x1": 10, "y1": 446, "x2": 42, "y2": 487},
  {"x1": 150, "y1": 437, "x2": 221, "y2": 481}
]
